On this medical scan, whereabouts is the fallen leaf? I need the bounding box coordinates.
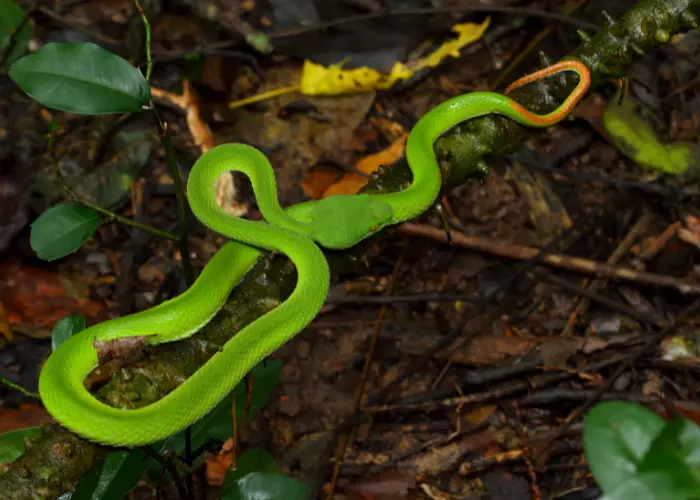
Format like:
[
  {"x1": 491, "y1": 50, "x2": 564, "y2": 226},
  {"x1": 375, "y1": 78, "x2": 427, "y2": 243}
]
[
  {"x1": 447, "y1": 335, "x2": 541, "y2": 366},
  {"x1": 320, "y1": 132, "x2": 408, "y2": 198},
  {"x1": 230, "y1": 19, "x2": 490, "y2": 107},
  {"x1": 0, "y1": 258, "x2": 105, "y2": 337},
  {"x1": 301, "y1": 170, "x2": 341, "y2": 199},
  {"x1": 206, "y1": 438, "x2": 234, "y2": 487},
  {"x1": 0, "y1": 405, "x2": 53, "y2": 434}
]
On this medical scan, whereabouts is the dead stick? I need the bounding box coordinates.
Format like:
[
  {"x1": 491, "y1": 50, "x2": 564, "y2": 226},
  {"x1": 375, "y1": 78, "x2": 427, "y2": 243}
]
[{"x1": 398, "y1": 223, "x2": 700, "y2": 295}]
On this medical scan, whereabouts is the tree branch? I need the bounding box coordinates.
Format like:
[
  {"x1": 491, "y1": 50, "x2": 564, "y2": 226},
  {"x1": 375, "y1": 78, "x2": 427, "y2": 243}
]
[{"x1": 2, "y1": 0, "x2": 699, "y2": 497}]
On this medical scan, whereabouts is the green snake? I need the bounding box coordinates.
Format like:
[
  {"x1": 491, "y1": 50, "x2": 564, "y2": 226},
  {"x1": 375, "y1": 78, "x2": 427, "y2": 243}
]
[{"x1": 38, "y1": 60, "x2": 591, "y2": 447}]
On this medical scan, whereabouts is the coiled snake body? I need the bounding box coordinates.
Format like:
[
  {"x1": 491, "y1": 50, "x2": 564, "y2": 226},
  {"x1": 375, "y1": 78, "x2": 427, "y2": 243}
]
[{"x1": 39, "y1": 61, "x2": 591, "y2": 446}]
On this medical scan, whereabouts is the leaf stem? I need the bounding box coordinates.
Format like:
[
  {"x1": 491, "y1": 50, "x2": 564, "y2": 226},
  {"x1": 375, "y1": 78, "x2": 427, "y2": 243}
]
[
  {"x1": 46, "y1": 129, "x2": 178, "y2": 241},
  {"x1": 132, "y1": 0, "x2": 152, "y2": 82},
  {"x1": 154, "y1": 113, "x2": 195, "y2": 285},
  {"x1": 0, "y1": 376, "x2": 40, "y2": 399}
]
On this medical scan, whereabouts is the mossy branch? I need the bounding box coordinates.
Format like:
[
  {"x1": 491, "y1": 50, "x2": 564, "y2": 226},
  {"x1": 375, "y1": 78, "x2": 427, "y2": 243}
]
[{"x1": 2, "y1": 0, "x2": 699, "y2": 497}]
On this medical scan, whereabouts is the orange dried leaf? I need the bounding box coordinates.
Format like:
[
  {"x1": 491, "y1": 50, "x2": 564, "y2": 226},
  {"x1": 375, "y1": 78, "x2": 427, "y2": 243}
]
[
  {"x1": 321, "y1": 133, "x2": 408, "y2": 198},
  {"x1": 205, "y1": 438, "x2": 234, "y2": 487},
  {"x1": 0, "y1": 404, "x2": 53, "y2": 434},
  {"x1": 301, "y1": 170, "x2": 342, "y2": 199},
  {"x1": 0, "y1": 258, "x2": 105, "y2": 335}
]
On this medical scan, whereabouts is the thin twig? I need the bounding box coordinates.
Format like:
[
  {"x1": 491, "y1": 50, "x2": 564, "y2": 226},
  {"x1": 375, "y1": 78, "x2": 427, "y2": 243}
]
[
  {"x1": 490, "y1": 0, "x2": 589, "y2": 90},
  {"x1": 269, "y1": 5, "x2": 599, "y2": 39},
  {"x1": 398, "y1": 222, "x2": 700, "y2": 295},
  {"x1": 509, "y1": 153, "x2": 692, "y2": 197},
  {"x1": 0, "y1": 376, "x2": 40, "y2": 399},
  {"x1": 326, "y1": 251, "x2": 405, "y2": 499},
  {"x1": 141, "y1": 447, "x2": 189, "y2": 500},
  {"x1": 533, "y1": 296, "x2": 700, "y2": 469},
  {"x1": 561, "y1": 210, "x2": 652, "y2": 335},
  {"x1": 37, "y1": 5, "x2": 120, "y2": 46},
  {"x1": 132, "y1": 0, "x2": 152, "y2": 82},
  {"x1": 533, "y1": 269, "x2": 665, "y2": 328},
  {"x1": 156, "y1": 116, "x2": 195, "y2": 286}
]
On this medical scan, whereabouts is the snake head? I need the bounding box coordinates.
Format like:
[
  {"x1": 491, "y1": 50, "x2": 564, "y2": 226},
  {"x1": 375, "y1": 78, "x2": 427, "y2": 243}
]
[{"x1": 308, "y1": 194, "x2": 393, "y2": 250}]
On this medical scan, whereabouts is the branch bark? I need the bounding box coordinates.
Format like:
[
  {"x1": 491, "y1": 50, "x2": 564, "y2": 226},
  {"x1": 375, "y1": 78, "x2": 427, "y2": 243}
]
[{"x1": 3, "y1": 0, "x2": 699, "y2": 497}]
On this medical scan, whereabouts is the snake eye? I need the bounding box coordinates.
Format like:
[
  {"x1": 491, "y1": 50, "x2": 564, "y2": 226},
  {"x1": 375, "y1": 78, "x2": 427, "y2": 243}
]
[{"x1": 370, "y1": 225, "x2": 377, "y2": 232}]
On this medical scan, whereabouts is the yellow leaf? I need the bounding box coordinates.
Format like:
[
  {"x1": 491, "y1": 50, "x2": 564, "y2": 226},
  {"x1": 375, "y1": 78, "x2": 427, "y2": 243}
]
[
  {"x1": 416, "y1": 20, "x2": 491, "y2": 71},
  {"x1": 230, "y1": 18, "x2": 490, "y2": 108},
  {"x1": 300, "y1": 18, "x2": 490, "y2": 96}
]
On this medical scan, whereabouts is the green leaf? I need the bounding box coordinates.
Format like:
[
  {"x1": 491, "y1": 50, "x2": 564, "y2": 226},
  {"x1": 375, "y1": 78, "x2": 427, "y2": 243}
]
[
  {"x1": 0, "y1": 0, "x2": 30, "y2": 66},
  {"x1": 222, "y1": 448, "x2": 277, "y2": 491},
  {"x1": 602, "y1": 473, "x2": 691, "y2": 500},
  {"x1": 245, "y1": 360, "x2": 282, "y2": 419},
  {"x1": 9, "y1": 42, "x2": 151, "y2": 114},
  {"x1": 0, "y1": 427, "x2": 42, "y2": 465},
  {"x1": 221, "y1": 472, "x2": 309, "y2": 500},
  {"x1": 30, "y1": 203, "x2": 102, "y2": 261},
  {"x1": 603, "y1": 92, "x2": 698, "y2": 176},
  {"x1": 71, "y1": 450, "x2": 148, "y2": 500},
  {"x1": 583, "y1": 401, "x2": 665, "y2": 493},
  {"x1": 51, "y1": 312, "x2": 85, "y2": 351},
  {"x1": 637, "y1": 419, "x2": 700, "y2": 496}
]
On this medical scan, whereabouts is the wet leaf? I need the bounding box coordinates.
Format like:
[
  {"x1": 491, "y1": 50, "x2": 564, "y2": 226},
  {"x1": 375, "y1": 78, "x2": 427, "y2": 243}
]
[
  {"x1": 51, "y1": 312, "x2": 85, "y2": 351},
  {"x1": 221, "y1": 447, "x2": 277, "y2": 490},
  {"x1": 0, "y1": 0, "x2": 30, "y2": 66},
  {"x1": 221, "y1": 472, "x2": 309, "y2": 500},
  {"x1": 584, "y1": 402, "x2": 665, "y2": 493},
  {"x1": 71, "y1": 450, "x2": 147, "y2": 500},
  {"x1": 0, "y1": 427, "x2": 41, "y2": 466},
  {"x1": 30, "y1": 203, "x2": 102, "y2": 261},
  {"x1": 9, "y1": 42, "x2": 150, "y2": 114},
  {"x1": 598, "y1": 417, "x2": 700, "y2": 499}
]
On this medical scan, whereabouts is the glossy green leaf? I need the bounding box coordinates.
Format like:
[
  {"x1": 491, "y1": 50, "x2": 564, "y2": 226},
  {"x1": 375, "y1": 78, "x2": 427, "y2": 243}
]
[
  {"x1": 30, "y1": 203, "x2": 102, "y2": 261},
  {"x1": 9, "y1": 42, "x2": 151, "y2": 114},
  {"x1": 221, "y1": 472, "x2": 309, "y2": 500},
  {"x1": 583, "y1": 401, "x2": 665, "y2": 493},
  {"x1": 0, "y1": 0, "x2": 30, "y2": 65},
  {"x1": 602, "y1": 473, "x2": 689, "y2": 500},
  {"x1": 221, "y1": 448, "x2": 277, "y2": 492},
  {"x1": 0, "y1": 427, "x2": 42, "y2": 465},
  {"x1": 71, "y1": 450, "x2": 147, "y2": 500},
  {"x1": 51, "y1": 312, "x2": 85, "y2": 351},
  {"x1": 637, "y1": 419, "x2": 700, "y2": 496}
]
